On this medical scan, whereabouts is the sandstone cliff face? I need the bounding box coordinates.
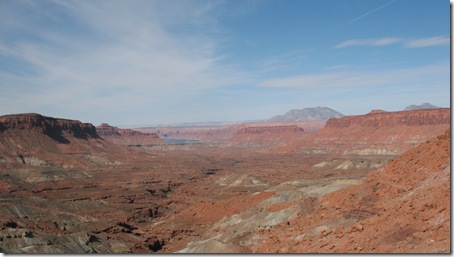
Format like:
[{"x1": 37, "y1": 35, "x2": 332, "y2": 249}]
[
  {"x1": 96, "y1": 123, "x2": 166, "y2": 145},
  {"x1": 0, "y1": 113, "x2": 99, "y2": 141},
  {"x1": 0, "y1": 113, "x2": 148, "y2": 168},
  {"x1": 299, "y1": 108, "x2": 451, "y2": 155},
  {"x1": 325, "y1": 108, "x2": 449, "y2": 129}
]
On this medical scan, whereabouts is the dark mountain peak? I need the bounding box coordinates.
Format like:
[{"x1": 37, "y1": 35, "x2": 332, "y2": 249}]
[
  {"x1": 269, "y1": 107, "x2": 344, "y2": 122},
  {"x1": 404, "y1": 103, "x2": 438, "y2": 111}
]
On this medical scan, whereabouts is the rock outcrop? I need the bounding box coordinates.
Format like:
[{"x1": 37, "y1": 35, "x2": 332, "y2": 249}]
[
  {"x1": 0, "y1": 113, "x2": 148, "y2": 168},
  {"x1": 0, "y1": 113, "x2": 99, "y2": 142},
  {"x1": 96, "y1": 123, "x2": 166, "y2": 146},
  {"x1": 325, "y1": 108, "x2": 449, "y2": 128},
  {"x1": 299, "y1": 108, "x2": 450, "y2": 155}
]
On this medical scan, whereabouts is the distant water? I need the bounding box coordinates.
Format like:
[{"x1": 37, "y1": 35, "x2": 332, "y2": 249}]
[{"x1": 162, "y1": 138, "x2": 200, "y2": 143}]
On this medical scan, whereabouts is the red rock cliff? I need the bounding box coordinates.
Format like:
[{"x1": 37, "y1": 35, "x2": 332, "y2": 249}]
[
  {"x1": 0, "y1": 113, "x2": 149, "y2": 168},
  {"x1": 325, "y1": 108, "x2": 450, "y2": 129},
  {"x1": 236, "y1": 125, "x2": 304, "y2": 135},
  {"x1": 96, "y1": 123, "x2": 166, "y2": 145},
  {"x1": 0, "y1": 113, "x2": 99, "y2": 140},
  {"x1": 231, "y1": 125, "x2": 305, "y2": 143},
  {"x1": 302, "y1": 108, "x2": 451, "y2": 154}
]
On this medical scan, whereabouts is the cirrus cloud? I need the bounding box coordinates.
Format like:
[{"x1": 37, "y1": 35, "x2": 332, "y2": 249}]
[
  {"x1": 336, "y1": 36, "x2": 449, "y2": 49},
  {"x1": 403, "y1": 36, "x2": 450, "y2": 48},
  {"x1": 256, "y1": 64, "x2": 449, "y2": 90}
]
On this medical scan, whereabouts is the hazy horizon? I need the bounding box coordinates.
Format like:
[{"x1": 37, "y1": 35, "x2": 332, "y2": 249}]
[
  {"x1": 0, "y1": 0, "x2": 450, "y2": 126},
  {"x1": 0, "y1": 103, "x2": 448, "y2": 128}
]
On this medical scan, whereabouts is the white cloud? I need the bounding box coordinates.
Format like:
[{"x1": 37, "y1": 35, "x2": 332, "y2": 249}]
[
  {"x1": 336, "y1": 36, "x2": 449, "y2": 49},
  {"x1": 335, "y1": 38, "x2": 402, "y2": 48},
  {"x1": 404, "y1": 36, "x2": 450, "y2": 48},
  {"x1": 256, "y1": 64, "x2": 449, "y2": 90}
]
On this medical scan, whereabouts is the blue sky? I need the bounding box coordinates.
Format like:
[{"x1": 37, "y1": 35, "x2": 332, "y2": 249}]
[{"x1": 0, "y1": 0, "x2": 450, "y2": 126}]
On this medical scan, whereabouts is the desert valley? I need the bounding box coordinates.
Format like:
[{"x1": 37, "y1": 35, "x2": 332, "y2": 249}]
[{"x1": 0, "y1": 105, "x2": 450, "y2": 253}]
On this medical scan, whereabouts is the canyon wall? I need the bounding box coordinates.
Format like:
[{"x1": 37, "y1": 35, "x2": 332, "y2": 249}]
[
  {"x1": 301, "y1": 108, "x2": 450, "y2": 155},
  {"x1": 325, "y1": 108, "x2": 449, "y2": 129},
  {"x1": 0, "y1": 114, "x2": 148, "y2": 168},
  {"x1": 0, "y1": 113, "x2": 99, "y2": 141}
]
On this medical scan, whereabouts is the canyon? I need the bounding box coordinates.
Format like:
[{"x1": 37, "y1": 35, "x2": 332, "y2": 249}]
[{"x1": 0, "y1": 108, "x2": 450, "y2": 253}]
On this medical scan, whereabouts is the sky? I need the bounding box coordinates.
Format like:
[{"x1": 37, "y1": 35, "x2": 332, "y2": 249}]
[{"x1": 0, "y1": 0, "x2": 450, "y2": 126}]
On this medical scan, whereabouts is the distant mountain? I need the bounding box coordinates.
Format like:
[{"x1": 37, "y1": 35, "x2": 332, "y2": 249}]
[
  {"x1": 269, "y1": 107, "x2": 345, "y2": 122},
  {"x1": 404, "y1": 103, "x2": 438, "y2": 111}
]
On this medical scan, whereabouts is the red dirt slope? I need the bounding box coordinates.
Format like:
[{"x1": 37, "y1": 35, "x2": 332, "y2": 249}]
[{"x1": 257, "y1": 129, "x2": 450, "y2": 253}]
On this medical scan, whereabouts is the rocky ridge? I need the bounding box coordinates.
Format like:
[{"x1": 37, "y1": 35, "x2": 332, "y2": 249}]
[
  {"x1": 0, "y1": 113, "x2": 99, "y2": 141},
  {"x1": 295, "y1": 108, "x2": 450, "y2": 155},
  {"x1": 96, "y1": 123, "x2": 166, "y2": 146},
  {"x1": 0, "y1": 113, "x2": 149, "y2": 169},
  {"x1": 325, "y1": 108, "x2": 449, "y2": 128}
]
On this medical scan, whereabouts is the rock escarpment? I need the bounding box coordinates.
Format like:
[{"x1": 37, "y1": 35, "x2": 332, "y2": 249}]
[
  {"x1": 325, "y1": 108, "x2": 449, "y2": 128},
  {"x1": 96, "y1": 123, "x2": 166, "y2": 146},
  {"x1": 236, "y1": 126, "x2": 304, "y2": 135},
  {"x1": 302, "y1": 108, "x2": 450, "y2": 155},
  {"x1": 0, "y1": 113, "x2": 146, "y2": 168},
  {"x1": 231, "y1": 125, "x2": 305, "y2": 143},
  {"x1": 0, "y1": 113, "x2": 99, "y2": 142}
]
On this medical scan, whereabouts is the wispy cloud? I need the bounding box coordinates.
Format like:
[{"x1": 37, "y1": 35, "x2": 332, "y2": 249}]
[
  {"x1": 335, "y1": 38, "x2": 401, "y2": 48},
  {"x1": 256, "y1": 64, "x2": 449, "y2": 90},
  {"x1": 345, "y1": 0, "x2": 398, "y2": 25},
  {"x1": 0, "y1": 0, "x2": 246, "y2": 124},
  {"x1": 336, "y1": 36, "x2": 449, "y2": 49},
  {"x1": 403, "y1": 36, "x2": 450, "y2": 48}
]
